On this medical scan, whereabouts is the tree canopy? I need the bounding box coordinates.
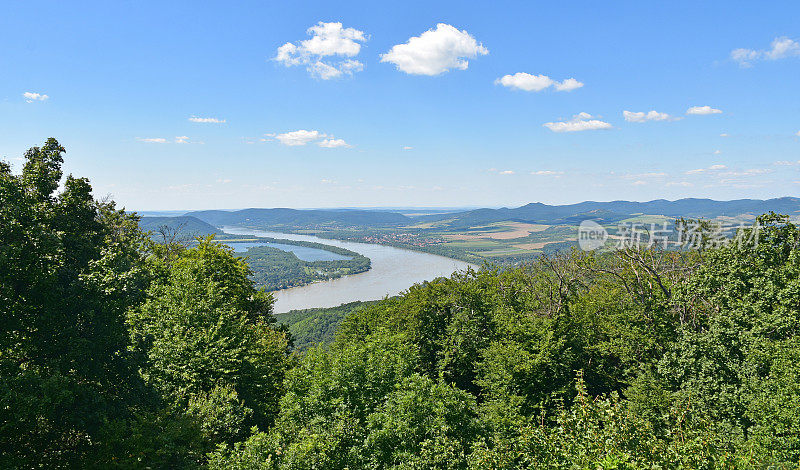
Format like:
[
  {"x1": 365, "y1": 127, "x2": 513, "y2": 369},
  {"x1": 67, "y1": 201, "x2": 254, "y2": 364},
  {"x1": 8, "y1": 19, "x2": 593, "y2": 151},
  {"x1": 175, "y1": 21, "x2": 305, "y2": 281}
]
[{"x1": 2, "y1": 139, "x2": 800, "y2": 468}]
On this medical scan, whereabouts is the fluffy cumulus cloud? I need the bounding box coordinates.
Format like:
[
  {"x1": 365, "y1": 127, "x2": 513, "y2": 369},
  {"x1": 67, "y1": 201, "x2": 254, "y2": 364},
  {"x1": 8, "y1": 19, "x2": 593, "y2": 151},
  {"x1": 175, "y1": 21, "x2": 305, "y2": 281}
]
[
  {"x1": 380, "y1": 23, "x2": 488, "y2": 75},
  {"x1": 270, "y1": 130, "x2": 326, "y2": 146},
  {"x1": 308, "y1": 59, "x2": 363, "y2": 79},
  {"x1": 554, "y1": 78, "x2": 584, "y2": 92},
  {"x1": 731, "y1": 36, "x2": 800, "y2": 66},
  {"x1": 623, "y1": 110, "x2": 675, "y2": 122},
  {"x1": 543, "y1": 112, "x2": 612, "y2": 133},
  {"x1": 686, "y1": 105, "x2": 722, "y2": 115},
  {"x1": 494, "y1": 72, "x2": 583, "y2": 92},
  {"x1": 275, "y1": 22, "x2": 367, "y2": 79},
  {"x1": 266, "y1": 130, "x2": 352, "y2": 148},
  {"x1": 189, "y1": 116, "x2": 225, "y2": 123},
  {"x1": 23, "y1": 92, "x2": 48, "y2": 102},
  {"x1": 317, "y1": 138, "x2": 351, "y2": 148}
]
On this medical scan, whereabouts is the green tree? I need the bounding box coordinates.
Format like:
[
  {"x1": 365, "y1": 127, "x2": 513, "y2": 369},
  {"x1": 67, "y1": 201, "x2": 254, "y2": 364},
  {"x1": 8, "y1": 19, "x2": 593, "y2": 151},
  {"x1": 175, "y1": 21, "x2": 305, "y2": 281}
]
[
  {"x1": 658, "y1": 214, "x2": 800, "y2": 465},
  {"x1": 128, "y1": 238, "x2": 290, "y2": 448},
  {"x1": 0, "y1": 139, "x2": 152, "y2": 467}
]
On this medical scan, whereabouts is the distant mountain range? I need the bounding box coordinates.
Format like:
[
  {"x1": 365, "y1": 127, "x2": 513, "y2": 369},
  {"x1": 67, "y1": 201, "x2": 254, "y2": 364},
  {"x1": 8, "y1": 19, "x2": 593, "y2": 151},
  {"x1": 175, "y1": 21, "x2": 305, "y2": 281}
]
[
  {"x1": 137, "y1": 198, "x2": 800, "y2": 234},
  {"x1": 175, "y1": 198, "x2": 800, "y2": 229},
  {"x1": 184, "y1": 208, "x2": 410, "y2": 227},
  {"x1": 418, "y1": 197, "x2": 800, "y2": 227}
]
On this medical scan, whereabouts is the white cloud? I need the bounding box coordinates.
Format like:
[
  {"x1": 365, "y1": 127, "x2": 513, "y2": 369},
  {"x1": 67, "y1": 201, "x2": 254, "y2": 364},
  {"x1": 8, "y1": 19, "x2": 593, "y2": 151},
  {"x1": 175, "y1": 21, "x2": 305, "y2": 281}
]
[
  {"x1": 731, "y1": 48, "x2": 759, "y2": 66},
  {"x1": 275, "y1": 22, "x2": 367, "y2": 79},
  {"x1": 531, "y1": 170, "x2": 564, "y2": 176},
  {"x1": 714, "y1": 149, "x2": 722, "y2": 155},
  {"x1": 622, "y1": 110, "x2": 675, "y2": 123},
  {"x1": 686, "y1": 105, "x2": 722, "y2": 115},
  {"x1": 554, "y1": 78, "x2": 584, "y2": 92},
  {"x1": 666, "y1": 181, "x2": 692, "y2": 187},
  {"x1": 543, "y1": 112, "x2": 612, "y2": 133},
  {"x1": 495, "y1": 73, "x2": 583, "y2": 92},
  {"x1": 499, "y1": 170, "x2": 514, "y2": 175},
  {"x1": 632, "y1": 180, "x2": 647, "y2": 186},
  {"x1": 270, "y1": 129, "x2": 327, "y2": 146},
  {"x1": 686, "y1": 164, "x2": 727, "y2": 174},
  {"x1": 174, "y1": 136, "x2": 190, "y2": 144},
  {"x1": 266, "y1": 130, "x2": 353, "y2": 148},
  {"x1": 731, "y1": 36, "x2": 800, "y2": 66},
  {"x1": 720, "y1": 133, "x2": 729, "y2": 137},
  {"x1": 402, "y1": 146, "x2": 413, "y2": 150},
  {"x1": 318, "y1": 138, "x2": 351, "y2": 148},
  {"x1": 23, "y1": 92, "x2": 48, "y2": 102},
  {"x1": 189, "y1": 116, "x2": 225, "y2": 123},
  {"x1": 380, "y1": 23, "x2": 488, "y2": 75},
  {"x1": 796, "y1": 130, "x2": 800, "y2": 137},
  {"x1": 137, "y1": 137, "x2": 168, "y2": 143},
  {"x1": 308, "y1": 59, "x2": 363, "y2": 79},
  {"x1": 775, "y1": 160, "x2": 800, "y2": 166},
  {"x1": 495, "y1": 73, "x2": 552, "y2": 91}
]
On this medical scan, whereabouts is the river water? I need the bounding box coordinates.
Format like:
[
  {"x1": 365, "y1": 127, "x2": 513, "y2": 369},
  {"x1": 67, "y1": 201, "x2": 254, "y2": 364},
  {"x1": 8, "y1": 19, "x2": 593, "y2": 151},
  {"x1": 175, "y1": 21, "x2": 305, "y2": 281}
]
[{"x1": 221, "y1": 226, "x2": 476, "y2": 313}]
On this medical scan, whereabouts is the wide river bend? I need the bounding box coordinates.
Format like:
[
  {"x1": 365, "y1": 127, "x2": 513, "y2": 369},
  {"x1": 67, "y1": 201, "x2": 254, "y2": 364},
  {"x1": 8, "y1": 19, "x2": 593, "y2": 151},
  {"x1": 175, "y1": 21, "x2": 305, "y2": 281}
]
[{"x1": 222, "y1": 226, "x2": 476, "y2": 313}]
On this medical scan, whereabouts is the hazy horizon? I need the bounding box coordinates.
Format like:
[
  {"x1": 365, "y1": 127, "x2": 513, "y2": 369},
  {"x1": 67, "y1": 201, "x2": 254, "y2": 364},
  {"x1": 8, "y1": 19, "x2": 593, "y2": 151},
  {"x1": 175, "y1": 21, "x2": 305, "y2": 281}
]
[{"x1": 130, "y1": 195, "x2": 798, "y2": 215}]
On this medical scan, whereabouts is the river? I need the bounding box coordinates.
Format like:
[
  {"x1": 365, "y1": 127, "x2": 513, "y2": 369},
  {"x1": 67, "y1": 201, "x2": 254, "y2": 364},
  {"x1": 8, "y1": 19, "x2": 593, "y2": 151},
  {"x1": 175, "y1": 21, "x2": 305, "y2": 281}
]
[{"x1": 221, "y1": 226, "x2": 477, "y2": 313}]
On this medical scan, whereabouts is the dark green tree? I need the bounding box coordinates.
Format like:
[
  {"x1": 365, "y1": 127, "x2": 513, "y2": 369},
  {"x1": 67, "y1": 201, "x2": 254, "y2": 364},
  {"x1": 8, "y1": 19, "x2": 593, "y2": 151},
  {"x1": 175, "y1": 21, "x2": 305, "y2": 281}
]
[
  {"x1": 128, "y1": 238, "x2": 290, "y2": 448},
  {"x1": 0, "y1": 139, "x2": 153, "y2": 467}
]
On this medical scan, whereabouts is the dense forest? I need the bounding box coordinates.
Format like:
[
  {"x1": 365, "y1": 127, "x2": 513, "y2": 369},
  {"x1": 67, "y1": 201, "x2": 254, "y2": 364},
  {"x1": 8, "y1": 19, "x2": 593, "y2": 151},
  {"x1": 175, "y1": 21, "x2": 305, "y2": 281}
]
[
  {"x1": 275, "y1": 301, "x2": 380, "y2": 351},
  {"x1": 139, "y1": 216, "x2": 223, "y2": 238},
  {"x1": 3, "y1": 139, "x2": 800, "y2": 468}
]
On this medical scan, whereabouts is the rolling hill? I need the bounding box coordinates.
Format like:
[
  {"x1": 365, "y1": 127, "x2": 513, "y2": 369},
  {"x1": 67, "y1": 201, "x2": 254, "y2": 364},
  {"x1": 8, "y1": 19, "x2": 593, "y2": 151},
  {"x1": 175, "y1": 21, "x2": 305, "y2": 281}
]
[
  {"x1": 418, "y1": 197, "x2": 800, "y2": 228},
  {"x1": 138, "y1": 215, "x2": 222, "y2": 237},
  {"x1": 186, "y1": 208, "x2": 411, "y2": 228}
]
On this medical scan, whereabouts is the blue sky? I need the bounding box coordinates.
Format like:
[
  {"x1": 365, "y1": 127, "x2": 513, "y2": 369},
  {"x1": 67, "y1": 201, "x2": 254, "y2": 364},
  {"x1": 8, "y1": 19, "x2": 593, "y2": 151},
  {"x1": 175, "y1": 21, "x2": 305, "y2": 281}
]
[{"x1": 1, "y1": 0, "x2": 799, "y2": 210}]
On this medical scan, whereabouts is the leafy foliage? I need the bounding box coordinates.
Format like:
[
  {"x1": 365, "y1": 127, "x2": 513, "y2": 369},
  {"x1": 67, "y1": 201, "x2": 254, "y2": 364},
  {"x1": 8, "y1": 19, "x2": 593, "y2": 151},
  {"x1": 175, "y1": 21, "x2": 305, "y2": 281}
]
[
  {"x1": 4, "y1": 139, "x2": 800, "y2": 468},
  {"x1": 128, "y1": 238, "x2": 290, "y2": 438},
  {"x1": 274, "y1": 301, "x2": 380, "y2": 351}
]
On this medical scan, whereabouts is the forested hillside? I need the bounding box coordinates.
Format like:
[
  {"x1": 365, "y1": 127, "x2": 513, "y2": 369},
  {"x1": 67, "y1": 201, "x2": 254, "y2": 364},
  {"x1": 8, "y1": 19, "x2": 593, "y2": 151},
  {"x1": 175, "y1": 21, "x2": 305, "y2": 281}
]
[
  {"x1": 187, "y1": 208, "x2": 410, "y2": 228},
  {"x1": 274, "y1": 301, "x2": 380, "y2": 351},
  {"x1": 139, "y1": 215, "x2": 222, "y2": 237},
  {"x1": 4, "y1": 140, "x2": 800, "y2": 468}
]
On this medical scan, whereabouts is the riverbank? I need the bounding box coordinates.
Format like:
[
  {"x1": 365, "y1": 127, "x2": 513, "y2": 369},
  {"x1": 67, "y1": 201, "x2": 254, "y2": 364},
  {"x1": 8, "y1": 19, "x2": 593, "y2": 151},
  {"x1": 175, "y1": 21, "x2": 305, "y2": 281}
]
[{"x1": 221, "y1": 226, "x2": 476, "y2": 312}]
